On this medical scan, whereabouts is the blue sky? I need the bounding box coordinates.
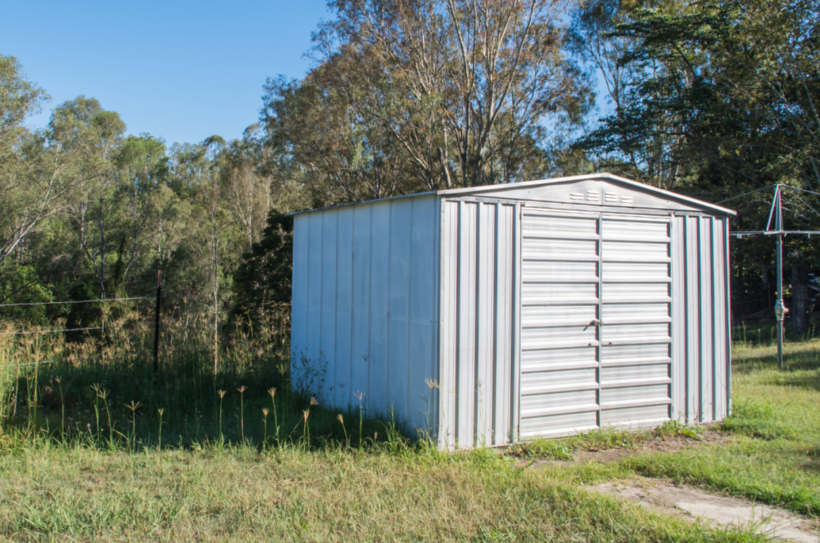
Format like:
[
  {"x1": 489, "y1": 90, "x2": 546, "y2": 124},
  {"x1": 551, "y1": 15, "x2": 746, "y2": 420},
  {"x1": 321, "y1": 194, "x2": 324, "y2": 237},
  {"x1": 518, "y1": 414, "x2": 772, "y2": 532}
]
[{"x1": 0, "y1": 1, "x2": 331, "y2": 146}]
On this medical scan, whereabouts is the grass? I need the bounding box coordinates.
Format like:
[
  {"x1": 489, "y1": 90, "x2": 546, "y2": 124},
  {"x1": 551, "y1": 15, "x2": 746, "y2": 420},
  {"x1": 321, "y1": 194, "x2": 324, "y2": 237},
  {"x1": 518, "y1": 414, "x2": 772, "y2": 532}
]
[
  {"x1": 621, "y1": 339, "x2": 820, "y2": 517},
  {"x1": 0, "y1": 327, "x2": 817, "y2": 540},
  {"x1": 0, "y1": 441, "x2": 762, "y2": 542}
]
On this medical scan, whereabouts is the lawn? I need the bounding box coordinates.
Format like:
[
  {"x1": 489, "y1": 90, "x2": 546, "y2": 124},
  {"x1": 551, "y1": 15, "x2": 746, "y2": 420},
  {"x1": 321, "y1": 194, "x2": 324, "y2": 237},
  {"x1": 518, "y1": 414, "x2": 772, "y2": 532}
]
[{"x1": 0, "y1": 338, "x2": 817, "y2": 541}]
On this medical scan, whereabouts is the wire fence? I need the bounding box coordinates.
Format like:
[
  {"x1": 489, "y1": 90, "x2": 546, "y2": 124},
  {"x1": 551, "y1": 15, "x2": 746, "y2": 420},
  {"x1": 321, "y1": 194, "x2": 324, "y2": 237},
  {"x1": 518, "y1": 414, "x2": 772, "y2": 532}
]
[
  {"x1": 0, "y1": 294, "x2": 159, "y2": 369},
  {"x1": 0, "y1": 295, "x2": 154, "y2": 337}
]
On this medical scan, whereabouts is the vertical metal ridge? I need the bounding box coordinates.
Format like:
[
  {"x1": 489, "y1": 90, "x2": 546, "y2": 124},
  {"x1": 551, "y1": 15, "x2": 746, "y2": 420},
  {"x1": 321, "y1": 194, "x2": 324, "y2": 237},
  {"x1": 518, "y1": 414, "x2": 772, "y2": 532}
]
[
  {"x1": 595, "y1": 216, "x2": 603, "y2": 429},
  {"x1": 455, "y1": 201, "x2": 463, "y2": 448},
  {"x1": 512, "y1": 203, "x2": 521, "y2": 443},
  {"x1": 406, "y1": 200, "x2": 414, "y2": 428},
  {"x1": 682, "y1": 217, "x2": 690, "y2": 423},
  {"x1": 474, "y1": 203, "x2": 481, "y2": 448},
  {"x1": 710, "y1": 217, "x2": 718, "y2": 421},
  {"x1": 697, "y1": 216, "x2": 704, "y2": 422},
  {"x1": 366, "y1": 206, "x2": 374, "y2": 415},
  {"x1": 724, "y1": 218, "x2": 733, "y2": 415},
  {"x1": 493, "y1": 203, "x2": 502, "y2": 445},
  {"x1": 385, "y1": 204, "x2": 393, "y2": 416}
]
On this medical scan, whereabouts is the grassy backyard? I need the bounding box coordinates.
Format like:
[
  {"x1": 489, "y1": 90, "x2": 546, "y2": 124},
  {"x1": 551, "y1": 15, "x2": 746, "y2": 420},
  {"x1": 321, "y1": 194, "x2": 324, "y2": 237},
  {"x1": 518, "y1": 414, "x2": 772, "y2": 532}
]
[{"x1": 0, "y1": 338, "x2": 817, "y2": 541}]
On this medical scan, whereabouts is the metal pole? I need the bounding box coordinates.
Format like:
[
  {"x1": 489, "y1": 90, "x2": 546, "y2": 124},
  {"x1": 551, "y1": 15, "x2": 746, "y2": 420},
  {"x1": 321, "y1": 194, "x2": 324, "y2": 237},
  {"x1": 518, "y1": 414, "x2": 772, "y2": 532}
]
[
  {"x1": 153, "y1": 269, "x2": 162, "y2": 373},
  {"x1": 773, "y1": 186, "x2": 786, "y2": 369}
]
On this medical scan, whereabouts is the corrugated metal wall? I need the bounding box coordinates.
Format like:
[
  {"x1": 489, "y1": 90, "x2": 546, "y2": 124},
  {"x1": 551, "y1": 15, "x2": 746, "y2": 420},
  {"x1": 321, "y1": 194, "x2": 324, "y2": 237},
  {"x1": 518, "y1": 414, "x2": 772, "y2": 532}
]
[
  {"x1": 291, "y1": 196, "x2": 440, "y2": 434},
  {"x1": 437, "y1": 202, "x2": 731, "y2": 448},
  {"x1": 438, "y1": 199, "x2": 519, "y2": 449},
  {"x1": 671, "y1": 215, "x2": 731, "y2": 423},
  {"x1": 519, "y1": 210, "x2": 674, "y2": 438}
]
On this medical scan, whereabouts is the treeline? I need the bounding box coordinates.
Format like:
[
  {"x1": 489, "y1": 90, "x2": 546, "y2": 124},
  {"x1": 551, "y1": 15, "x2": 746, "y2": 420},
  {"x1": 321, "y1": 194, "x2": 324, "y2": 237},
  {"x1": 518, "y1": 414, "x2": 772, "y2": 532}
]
[{"x1": 1, "y1": 0, "x2": 818, "y2": 344}]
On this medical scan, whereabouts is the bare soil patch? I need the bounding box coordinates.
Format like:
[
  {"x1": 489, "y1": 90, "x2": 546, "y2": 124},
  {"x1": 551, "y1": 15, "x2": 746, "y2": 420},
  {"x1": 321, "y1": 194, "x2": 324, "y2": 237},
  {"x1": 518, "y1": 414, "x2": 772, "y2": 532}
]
[{"x1": 590, "y1": 478, "x2": 819, "y2": 543}]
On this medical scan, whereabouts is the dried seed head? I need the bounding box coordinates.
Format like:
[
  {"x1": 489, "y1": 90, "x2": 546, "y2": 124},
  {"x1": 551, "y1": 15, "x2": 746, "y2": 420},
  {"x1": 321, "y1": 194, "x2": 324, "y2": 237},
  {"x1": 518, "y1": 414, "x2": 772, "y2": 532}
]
[
  {"x1": 262, "y1": 408, "x2": 270, "y2": 417},
  {"x1": 267, "y1": 387, "x2": 276, "y2": 399},
  {"x1": 55, "y1": 377, "x2": 61, "y2": 385},
  {"x1": 336, "y1": 413, "x2": 344, "y2": 426},
  {"x1": 126, "y1": 400, "x2": 142, "y2": 412},
  {"x1": 157, "y1": 408, "x2": 165, "y2": 416},
  {"x1": 309, "y1": 396, "x2": 319, "y2": 407},
  {"x1": 302, "y1": 409, "x2": 310, "y2": 423},
  {"x1": 353, "y1": 391, "x2": 365, "y2": 402},
  {"x1": 217, "y1": 389, "x2": 226, "y2": 399},
  {"x1": 374, "y1": 432, "x2": 379, "y2": 441},
  {"x1": 237, "y1": 385, "x2": 247, "y2": 394},
  {"x1": 425, "y1": 378, "x2": 440, "y2": 390}
]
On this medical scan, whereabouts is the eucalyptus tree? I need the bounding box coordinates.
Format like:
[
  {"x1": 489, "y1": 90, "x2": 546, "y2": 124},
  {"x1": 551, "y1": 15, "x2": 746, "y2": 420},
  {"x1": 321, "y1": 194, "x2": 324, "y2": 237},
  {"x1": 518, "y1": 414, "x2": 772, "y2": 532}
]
[{"x1": 262, "y1": 0, "x2": 590, "y2": 204}]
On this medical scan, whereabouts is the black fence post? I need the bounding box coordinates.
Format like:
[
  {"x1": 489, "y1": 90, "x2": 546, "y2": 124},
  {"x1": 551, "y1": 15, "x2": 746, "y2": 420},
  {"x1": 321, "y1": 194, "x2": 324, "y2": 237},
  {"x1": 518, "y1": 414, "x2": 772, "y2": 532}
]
[{"x1": 153, "y1": 269, "x2": 162, "y2": 373}]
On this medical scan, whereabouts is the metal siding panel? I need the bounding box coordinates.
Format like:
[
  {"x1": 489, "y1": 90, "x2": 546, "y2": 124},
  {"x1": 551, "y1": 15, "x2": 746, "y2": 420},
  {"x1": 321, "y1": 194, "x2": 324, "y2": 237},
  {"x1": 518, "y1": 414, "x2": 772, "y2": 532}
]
[
  {"x1": 699, "y1": 218, "x2": 714, "y2": 422},
  {"x1": 685, "y1": 216, "x2": 700, "y2": 422},
  {"x1": 409, "y1": 198, "x2": 438, "y2": 435},
  {"x1": 600, "y1": 404, "x2": 669, "y2": 426},
  {"x1": 713, "y1": 218, "x2": 728, "y2": 420},
  {"x1": 457, "y1": 202, "x2": 477, "y2": 448},
  {"x1": 724, "y1": 219, "x2": 733, "y2": 416},
  {"x1": 493, "y1": 204, "x2": 513, "y2": 445},
  {"x1": 438, "y1": 200, "x2": 458, "y2": 449},
  {"x1": 290, "y1": 216, "x2": 309, "y2": 391},
  {"x1": 476, "y1": 203, "x2": 496, "y2": 446},
  {"x1": 519, "y1": 211, "x2": 600, "y2": 437},
  {"x1": 369, "y1": 203, "x2": 391, "y2": 417},
  {"x1": 334, "y1": 209, "x2": 354, "y2": 410},
  {"x1": 602, "y1": 240, "x2": 669, "y2": 261},
  {"x1": 304, "y1": 214, "x2": 324, "y2": 394},
  {"x1": 519, "y1": 412, "x2": 598, "y2": 438},
  {"x1": 670, "y1": 216, "x2": 686, "y2": 421},
  {"x1": 512, "y1": 204, "x2": 522, "y2": 443},
  {"x1": 388, "y1": 201, "x2": 412, "y2": 422},
  {"x1": 522, "y1": 237, "x2": 598, "y2": 259},
  {"x1": 351, "y1": 206, "x2": 372, "y2": 413},
  {"x1": 319, "y1": 212, "x2": 338, "y2": 404}
]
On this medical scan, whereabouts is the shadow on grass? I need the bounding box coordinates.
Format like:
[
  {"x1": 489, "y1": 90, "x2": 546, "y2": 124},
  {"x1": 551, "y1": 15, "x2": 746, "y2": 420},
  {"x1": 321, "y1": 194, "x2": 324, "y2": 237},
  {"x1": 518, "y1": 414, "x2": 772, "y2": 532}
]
[
  {"x1": 733, "y1": 346, "x2": 820, "y2": 374},
  {"x1": 2, "y1": 358, "x2": 410, "y2": 452}
]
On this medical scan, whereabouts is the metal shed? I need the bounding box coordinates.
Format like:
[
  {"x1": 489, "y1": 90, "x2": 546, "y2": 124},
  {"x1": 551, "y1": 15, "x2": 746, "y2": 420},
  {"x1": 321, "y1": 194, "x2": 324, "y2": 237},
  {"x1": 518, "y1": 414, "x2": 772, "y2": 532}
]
[{"x1": 290, "y1": 172, "x2": 735, "y2": 449}]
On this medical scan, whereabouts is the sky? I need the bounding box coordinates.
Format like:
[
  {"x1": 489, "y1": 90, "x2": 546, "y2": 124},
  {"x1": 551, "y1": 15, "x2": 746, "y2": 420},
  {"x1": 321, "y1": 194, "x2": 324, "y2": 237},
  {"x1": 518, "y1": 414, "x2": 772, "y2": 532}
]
[{"x1": 0, "y1": 1, "x2": 332, "y2": 146}]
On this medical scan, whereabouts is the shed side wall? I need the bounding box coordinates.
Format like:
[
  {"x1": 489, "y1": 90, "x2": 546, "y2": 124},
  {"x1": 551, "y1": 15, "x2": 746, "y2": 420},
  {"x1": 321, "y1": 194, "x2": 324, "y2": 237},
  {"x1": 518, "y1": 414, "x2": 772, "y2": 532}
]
[
  {"x1": 438, "y1": 199, "x2": 519, "y2": 449},
  {"x1": 670, "y1": 215, "x2": 731, "y2": 423},
  {"x1": 291, "y1": 196, "x2": 440, "y2": 435}
]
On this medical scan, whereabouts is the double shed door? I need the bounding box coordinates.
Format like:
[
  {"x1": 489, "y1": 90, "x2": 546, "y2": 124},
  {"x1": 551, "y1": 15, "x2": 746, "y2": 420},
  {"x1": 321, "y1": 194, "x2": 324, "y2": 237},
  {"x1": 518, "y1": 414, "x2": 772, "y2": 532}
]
[{"x1": 518, "y1": 208, "x2": 673, "y2": 438}]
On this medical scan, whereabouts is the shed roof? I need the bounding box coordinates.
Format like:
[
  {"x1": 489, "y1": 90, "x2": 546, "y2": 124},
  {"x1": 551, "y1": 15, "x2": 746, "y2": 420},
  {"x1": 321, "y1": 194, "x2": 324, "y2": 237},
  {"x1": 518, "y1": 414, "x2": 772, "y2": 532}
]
[{"x1": 290, "y1": 172, "x2": 736, "y2": 217}]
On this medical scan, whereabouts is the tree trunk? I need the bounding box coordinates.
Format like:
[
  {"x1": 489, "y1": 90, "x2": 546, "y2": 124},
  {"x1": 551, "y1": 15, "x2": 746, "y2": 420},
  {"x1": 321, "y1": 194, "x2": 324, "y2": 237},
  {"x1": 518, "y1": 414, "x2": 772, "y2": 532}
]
[{"x1": 791, "y1": 259, "x2": 808, "y2": 334}]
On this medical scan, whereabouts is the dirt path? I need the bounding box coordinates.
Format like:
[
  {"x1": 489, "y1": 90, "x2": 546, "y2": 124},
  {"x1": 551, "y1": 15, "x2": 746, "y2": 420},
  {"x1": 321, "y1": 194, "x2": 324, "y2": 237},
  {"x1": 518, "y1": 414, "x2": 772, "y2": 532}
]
[{"x1": 590, "y1": 478, "x2": 819, "y2": 543}]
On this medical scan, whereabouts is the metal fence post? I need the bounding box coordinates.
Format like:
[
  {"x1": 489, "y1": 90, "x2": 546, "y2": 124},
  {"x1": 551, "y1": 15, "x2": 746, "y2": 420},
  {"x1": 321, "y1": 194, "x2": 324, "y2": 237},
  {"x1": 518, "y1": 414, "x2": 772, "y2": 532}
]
[{"x1": 153, "y1": 270, "x2": 162, "y2": 372}]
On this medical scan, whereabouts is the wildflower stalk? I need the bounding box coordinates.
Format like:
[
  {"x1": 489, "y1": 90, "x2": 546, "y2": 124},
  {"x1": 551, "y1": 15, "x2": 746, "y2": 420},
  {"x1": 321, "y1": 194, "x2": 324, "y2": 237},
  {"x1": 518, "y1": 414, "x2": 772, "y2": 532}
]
[
  {"x1": 337, "y1": 413, "x2": 349, "y2": 448},
  {"x1": 237, "y1": 385, "x2": 247, "y2": 442},
  {"x1": 157, "y1": 408, "x2": 164, "y2": 450},
  {"x1": 217, "y1": 390, "x2": 226, "y2": 442},
  {"x1": 126, "y1": 401, "x2": 141, "y2": 452},
  {"x1": 55, "y1": 377, "x2": 64, "y2": 443},
  {"x1": 262, "y1": 408, "x2": 269, "y2": 450},
  {"x1": 267, "y1": 387, "x2": 278, "y2": 445}
]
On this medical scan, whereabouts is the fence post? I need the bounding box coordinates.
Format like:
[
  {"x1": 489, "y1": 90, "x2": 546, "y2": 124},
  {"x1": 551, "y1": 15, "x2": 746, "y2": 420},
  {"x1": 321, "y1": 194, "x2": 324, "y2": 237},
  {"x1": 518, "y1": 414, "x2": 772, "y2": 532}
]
[{"x1": 153, "y1": 270, "x2": 163, "y2": 372}]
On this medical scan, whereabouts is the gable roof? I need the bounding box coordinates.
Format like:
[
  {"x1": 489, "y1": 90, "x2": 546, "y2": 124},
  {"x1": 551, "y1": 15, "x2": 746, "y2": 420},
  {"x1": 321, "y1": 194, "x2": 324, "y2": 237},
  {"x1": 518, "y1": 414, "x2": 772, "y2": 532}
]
[{"x1": 290, "y1": 172, "x2": 736, "y2": 217}]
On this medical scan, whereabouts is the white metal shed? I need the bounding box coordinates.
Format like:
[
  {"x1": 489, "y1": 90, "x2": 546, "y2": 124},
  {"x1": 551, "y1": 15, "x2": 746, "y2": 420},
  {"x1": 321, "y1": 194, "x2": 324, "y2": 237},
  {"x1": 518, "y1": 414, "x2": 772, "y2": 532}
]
[{"x1": 290, "y1": 173, "x2": 735, "y2": 449}]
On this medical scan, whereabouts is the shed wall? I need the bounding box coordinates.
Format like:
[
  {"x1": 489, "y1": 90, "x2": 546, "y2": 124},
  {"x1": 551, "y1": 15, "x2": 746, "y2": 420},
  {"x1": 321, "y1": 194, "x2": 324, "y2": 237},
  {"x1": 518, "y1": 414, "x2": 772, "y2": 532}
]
[
  {"x1": 438, "y1": 199, "x2": 519, "y2": 449},
  {"x1": 671, "y1": 215, "x2": 731, "y2": 423},
  {"x1": 291, "y1": 196, "x2": 440, "y2": 434}
]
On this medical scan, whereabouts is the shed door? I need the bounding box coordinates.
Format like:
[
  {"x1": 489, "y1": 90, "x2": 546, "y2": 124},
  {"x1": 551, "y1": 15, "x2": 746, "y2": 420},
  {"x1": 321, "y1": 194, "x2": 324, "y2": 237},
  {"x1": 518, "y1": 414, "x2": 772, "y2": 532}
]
[{"x1": 519, "y1": 209, "x2": 672, "y2": 439}]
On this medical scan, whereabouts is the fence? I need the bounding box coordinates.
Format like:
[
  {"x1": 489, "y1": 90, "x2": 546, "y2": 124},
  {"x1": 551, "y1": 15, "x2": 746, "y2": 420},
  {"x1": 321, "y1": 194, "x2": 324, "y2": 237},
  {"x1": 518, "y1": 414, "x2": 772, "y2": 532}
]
[{"x1": 0, "y1": 271, "x2": 163, "y2": 370}]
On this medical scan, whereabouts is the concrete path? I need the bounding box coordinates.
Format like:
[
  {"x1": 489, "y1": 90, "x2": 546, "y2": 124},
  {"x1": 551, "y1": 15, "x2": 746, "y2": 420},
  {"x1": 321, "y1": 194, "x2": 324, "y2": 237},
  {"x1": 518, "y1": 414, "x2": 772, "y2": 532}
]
[{"x1": 591, "y1": 478, "x2": 818, "y2": 543}]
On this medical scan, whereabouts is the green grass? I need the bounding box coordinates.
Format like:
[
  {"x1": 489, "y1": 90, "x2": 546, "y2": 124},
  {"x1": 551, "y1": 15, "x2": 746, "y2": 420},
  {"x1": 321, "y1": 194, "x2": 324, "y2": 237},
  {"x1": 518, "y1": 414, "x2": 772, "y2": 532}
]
[
  {"x1": 0, "y1": 333, "x2": 817, "y2": 540},
  {"x1": 621, "y1": 339, "x2": 820, "y2": 517},
  {"x1": 0, "y1": 441, "x2": 762, "y2": 542}
]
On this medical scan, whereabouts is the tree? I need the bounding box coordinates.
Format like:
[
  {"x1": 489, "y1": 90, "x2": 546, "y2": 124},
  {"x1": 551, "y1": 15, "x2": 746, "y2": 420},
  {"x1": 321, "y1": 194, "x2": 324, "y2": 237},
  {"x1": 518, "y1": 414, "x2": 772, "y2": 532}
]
[{"x1": 262, "y1": 0, "x2": 590, "y2": 205}]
